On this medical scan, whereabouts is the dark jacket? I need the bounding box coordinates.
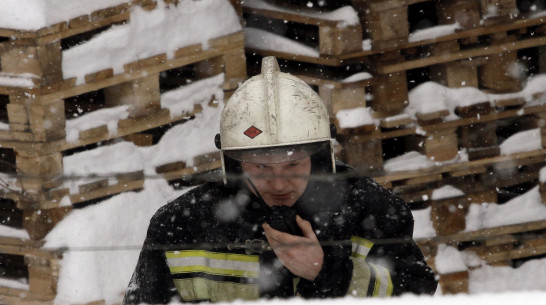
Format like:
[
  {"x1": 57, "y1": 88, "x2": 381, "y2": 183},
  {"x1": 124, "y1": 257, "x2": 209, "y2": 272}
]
[{"x1": 123, "y1": 164, "x2": 437, "y2": 304}]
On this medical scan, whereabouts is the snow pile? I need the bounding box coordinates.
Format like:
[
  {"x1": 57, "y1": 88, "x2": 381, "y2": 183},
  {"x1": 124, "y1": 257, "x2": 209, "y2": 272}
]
[
  {"x1": 412, "y1": 207, "x2": 436, "y2": 239},
  {"x1": 384, "y1": 151, "x2": 436, "y2": 172},
  {"x1": 434, "y1": 245, "x2": 467, "y2": 274},
  {"x1": 336, "y1": 107, "x2": 374, "y2": 129},
  {"x1": 63, "y1": 0, "x2": 241, "y2": 85},
  {"x1": 499, "y1": 128, "x2": 542, "y2": 155},
  {"x1": 0, "y1": 0, "x2": 128, "y2": 30},
  {"x1": 342, "y1": 72, "x2": 372, "y2": 83},
  {"x1": 470, "y1": 258, "x2": 546, "y2": 293},
  {"x1": 407, "y1": 82, "x2": 489, "y2": 119},
  {"x1": 431, "y1": 185, "x2": 465, "y2": 200},
  {"x1": 66, "y1": 106, "x2": 130, "y2": 143},
  {"x1": 409, "y1": 23, "x2": 462, "y2": 42},
  {"x1": 209, "y1": 292, "x2": 546, "y2": 305},
  {"x1": 407, "y1": 75, "x2": 546, "y2": 119},
  {"x1": 44, "y1": 179, "x2": 189, "y2": 304},
  {"x1": 0, "y1": 73, "x2": 37, "y2": 88},
  {"x1": 62, "y1": 74, "x2": 224, "y2": 195},
  {"x1": 245, "y1": 27, "x2": 320, "y2": 57},
  {"x1": 465, "y1": 186, "x2": 546, "y2": 231},
  {"x1": 244, "y1": 0, "x2": 360, "y2": 28}
]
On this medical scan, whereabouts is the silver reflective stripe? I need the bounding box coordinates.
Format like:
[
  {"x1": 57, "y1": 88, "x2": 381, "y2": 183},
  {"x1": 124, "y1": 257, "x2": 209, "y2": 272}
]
[
  {"x1": 370, "y1": 263, "x2": 393, "y2": 297},
  {"x1": 351, "y1": 236, "x2": 374, "y2": 259},
  {"x1": 165, "y1": 250, "x2": 259, "y2": 278}
]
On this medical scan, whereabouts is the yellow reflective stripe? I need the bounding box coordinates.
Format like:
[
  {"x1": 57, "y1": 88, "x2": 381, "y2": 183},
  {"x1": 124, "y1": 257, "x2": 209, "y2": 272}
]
[
  {"x1": 347, "y1": 256, "x2": 372, "y2": 297},
  {"x1": 370, "y1": 263, "x2": 393, "y2": 297},
  {"x1": 166, "y1": 250, "x2": 259, "y2": 278},
  {"x1": 351, "y1": 236, "x2": 374, "y2": 259},
  {"x1": 166, "y1": 250, "x2": 258, "y2": 262},
  {"x1": 173, "y1": 277, "x2": 259, "y2": 302}
]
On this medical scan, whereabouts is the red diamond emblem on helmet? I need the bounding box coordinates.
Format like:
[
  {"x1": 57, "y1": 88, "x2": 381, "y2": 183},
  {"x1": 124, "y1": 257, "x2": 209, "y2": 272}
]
[{"x1": 244, "y1": 126, "x2": 262, "y2": 139}]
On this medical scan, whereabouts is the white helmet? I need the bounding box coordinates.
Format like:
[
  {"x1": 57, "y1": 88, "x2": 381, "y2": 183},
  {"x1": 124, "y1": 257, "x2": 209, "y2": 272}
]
[{"x1": 216, "y1": 56, "x2": 336, "y2": 182}]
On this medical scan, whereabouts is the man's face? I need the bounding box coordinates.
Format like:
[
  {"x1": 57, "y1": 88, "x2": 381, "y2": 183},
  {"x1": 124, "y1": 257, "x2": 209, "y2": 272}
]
[{"x1": 241, "y1": 157, "x2": 312, "y2": 207}]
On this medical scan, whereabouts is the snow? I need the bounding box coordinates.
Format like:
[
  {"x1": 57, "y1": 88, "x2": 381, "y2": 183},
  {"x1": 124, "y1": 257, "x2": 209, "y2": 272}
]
[
  {"x1": 470, "y1": 258, "x2": 546, "y2": 293},
  {"x1": 66, "y1": 106, "x2": 130, "y2": 143},
  {"x1": 0, "y1": 0, "x2": 128, "y2": 30},
  {"x1": 384, "y1": 151, "x2": 436, "y2": 172},
  {"x1": 243, "y1": 0, "x2": 360, "y2": 28},
  {"x1": 409, "y1": 23, "x2": 462, "y2": 43},
  {"x1": 0, "y1": 73, "x2": 37, "y2": 88},
  {"x1": 0, "y1": 0, "x2": 545, "y2": 304},
  {"x1": 342, "y1": 72, "x2": 372, "y2": 83},
  {"x1": 465, "y1": 186, "x2": 546, "y2": 231},
  {"x1": 63, "y1": 0, "x2": 241, "y2": 85},
  {"x1": 435, "y1": 245, "x2": 467, "y2": 274},
  {"x1": 412, "y1": 207, "x2": 436, "y2": 239},
  {"x1": 336, "y1": 107, "x2": 374, "y2": 129},
  {"x1": 245, "y1": 27, "x2": 320, "y2": 57},
  {"x1": 499, "y1": 128, "x2": 542, "y2": 155},
  {"x1": 431, "y1": 185, "x2": 465, "y2": 201},
  {"x1": 62, "y1": 74, "x2": 224, "y2": 196},
  {"x1": 212, "y1": 292, "x2": 546, "y2": 305},
  {"x1": 44, "y1": 179, "x2": 189, "y2": 305}
]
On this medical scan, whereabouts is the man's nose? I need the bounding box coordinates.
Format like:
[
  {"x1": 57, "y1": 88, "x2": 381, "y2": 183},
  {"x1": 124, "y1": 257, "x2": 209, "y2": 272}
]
[{"x1": 269, "y1": 170, "x2": 287, "y2": 190}]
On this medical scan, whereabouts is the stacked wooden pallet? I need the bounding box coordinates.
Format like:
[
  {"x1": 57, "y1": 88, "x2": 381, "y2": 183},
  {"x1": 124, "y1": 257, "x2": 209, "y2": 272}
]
[
  {"x1": 0, "y1": 0, "x2": 245, "y2": 303},
  {"x1": 243, "y1": 0, "x2": 546, "y2": 295}
]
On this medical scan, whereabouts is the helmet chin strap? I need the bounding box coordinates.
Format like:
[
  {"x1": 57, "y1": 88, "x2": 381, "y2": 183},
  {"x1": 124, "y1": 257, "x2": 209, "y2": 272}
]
[{"x1": 244, "y1": 176, "x2": 269, "y2": 207}]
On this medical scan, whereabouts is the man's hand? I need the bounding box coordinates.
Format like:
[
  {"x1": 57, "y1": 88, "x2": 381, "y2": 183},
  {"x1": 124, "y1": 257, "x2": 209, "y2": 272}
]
[{"x1": 262, "y1": 215, "x2": 324, "y2": 281}]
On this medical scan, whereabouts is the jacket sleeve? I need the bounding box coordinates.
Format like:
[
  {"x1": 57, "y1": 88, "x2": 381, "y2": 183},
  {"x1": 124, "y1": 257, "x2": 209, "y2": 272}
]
[
  {"x1": 295, "y1": 242, "x2": 354, "y2": 298},
  {"x1": 352, "y1": 178, "x2": 438, "y2": 296},
  {"x1": 123, "y1": 212, "x2": 179, "y2": 304}
]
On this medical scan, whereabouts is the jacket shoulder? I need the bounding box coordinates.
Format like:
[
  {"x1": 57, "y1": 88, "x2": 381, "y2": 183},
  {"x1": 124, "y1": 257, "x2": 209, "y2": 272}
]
[{"x1": 150, "y1": 182, "x2": 224, "y2": 224}]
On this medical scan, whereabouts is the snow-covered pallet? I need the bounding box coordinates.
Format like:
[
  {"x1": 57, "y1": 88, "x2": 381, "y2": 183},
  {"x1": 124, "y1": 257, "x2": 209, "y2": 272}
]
[
  {"x1": 334, "y1": 85, "x2": 546, "y2": 177},
  {"x1": 246, "y1": 0, "x2": 546, "y2": 118},
  {"x1": 415, "y1": 219, "x2": 546, "y2": 293},
  {"x1": 0, "y1": 236, "x2": 62, "y2": 305},
  {"x1": 0, "y1": 0, "x2": 246, "y2": 242},
  {"x1": 243, "y1": 0, "x2": 363, "y2": 60}
]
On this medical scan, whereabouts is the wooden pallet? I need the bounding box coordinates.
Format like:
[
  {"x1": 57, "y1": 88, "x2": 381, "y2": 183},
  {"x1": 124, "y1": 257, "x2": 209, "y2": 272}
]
[
  {"x1": 243, "y1": 0, "x2": 363, "y2": 57},
  {"x1": 0, "y1": 30, "x2": 244, "y2": 192},
  {"x1": 0, "y1": 236, "x2": 61, "y2": 304},
  {"x1": 417, "y1": 219, "x2": 546, "y2": 293},
  {"x1": 0, "y1": 1, "x2": 155, "y2": 42},
  {"x1": 337, "y1": 97, "x2": 546, "y2": 176}
]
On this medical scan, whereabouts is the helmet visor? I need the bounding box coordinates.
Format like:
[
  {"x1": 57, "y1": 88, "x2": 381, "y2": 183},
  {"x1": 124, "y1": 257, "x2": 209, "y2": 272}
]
[{"x1": 224, "y1": 142, "x2": 328, "y2": 164}]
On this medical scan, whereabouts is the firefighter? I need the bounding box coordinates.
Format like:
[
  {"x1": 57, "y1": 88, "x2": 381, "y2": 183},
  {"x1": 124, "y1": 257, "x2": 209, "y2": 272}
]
[{"x1": 123, "y1": 57, "x2": 438, "y2": 304}]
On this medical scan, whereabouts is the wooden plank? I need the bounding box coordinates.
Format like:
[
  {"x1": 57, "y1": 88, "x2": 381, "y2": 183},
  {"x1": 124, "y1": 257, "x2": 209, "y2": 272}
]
[
  {"x1": 379, "y1": 115, "x2": 413, "y2": 129},
  {"x1": 0, "y1": 243, "x2": 61, "y2": 259},
  {"x1": 417, "y1": 220, "x2": 546, "y2": 245},
  {"x1": 295, "y1": 74, "x2": 373, "y2": 89},
  {"x1": 0, "y1": 290, "x2": 55, "y2": 305},
  {"x1": 415, "y1": 109, "x2": 450, "y2": 121},
  {"x1": 245, "y1": 47, "x2": 343, "y2": 66},
  {"x1": 162, "y1": 160, "x2": 222, "y2": 182},
  {"x1": 378, "y1": 35, "x2": 546, "y2": 74},
  {"x1": 373, "y1": 148, "x2": 546, "y2": 184},
  {"x1": 481, "y1": 240, "x2": 546, "y2": 264},
  {"x1": 494, "y1": 97, "x2": 525, "y2": 108},
  {"x1": 123, "y1": 54, "x2": 168, "y2": 73},
  {"x1": 78, "y1": 179, "x2": 109, "y2": 194},
  {"x1": 35, "y1": 35, "x2": 244, "y2": 102},
  {"x1": 455, "y1": 102, "x2": 493, "y2": 118},
  {"x1": 341, "y1": 15, "x2": 546, "y2": 60},
  {"x1": 84, "y1": 69, "x2": 114, "y2": 84},
  {"x1": 68, "y1": 178, "x2": 144, "y2": 205},
  {"x1": 242, "y1": 4, "x2": 340, "y2": 27},
  {"x1": 0, "y1": 105, "x2": 199, "y2": 156}
]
